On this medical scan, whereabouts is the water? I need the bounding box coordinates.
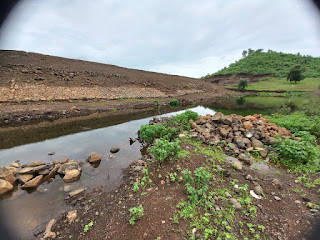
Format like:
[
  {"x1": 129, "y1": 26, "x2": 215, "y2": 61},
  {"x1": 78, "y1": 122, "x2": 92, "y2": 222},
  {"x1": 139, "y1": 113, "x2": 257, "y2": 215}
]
[{"x1": 0, "y1": 106, "x2": 217, "y2": 239}]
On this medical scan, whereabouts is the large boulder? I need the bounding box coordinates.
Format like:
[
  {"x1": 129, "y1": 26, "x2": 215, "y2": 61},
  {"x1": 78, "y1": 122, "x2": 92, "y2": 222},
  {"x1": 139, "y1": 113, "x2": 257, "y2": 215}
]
[
  {"x1": 21, "y1": 175, "x2": 43, "y2": 189},
  {"x1": 0, "y1": 179, "x2": 13, "y2": 195}
]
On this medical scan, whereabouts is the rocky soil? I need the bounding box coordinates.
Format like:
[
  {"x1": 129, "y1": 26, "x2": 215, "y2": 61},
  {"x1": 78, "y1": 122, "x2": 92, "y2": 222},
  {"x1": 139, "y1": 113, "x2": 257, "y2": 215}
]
[{"x1": 24, "y1": 113, "x2": 320, "y2": 240}]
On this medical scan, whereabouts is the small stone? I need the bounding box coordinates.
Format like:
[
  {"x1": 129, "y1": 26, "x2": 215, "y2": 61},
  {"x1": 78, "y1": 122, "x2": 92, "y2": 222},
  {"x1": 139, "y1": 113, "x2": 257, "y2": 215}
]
[
  {"x1": 110, "y1": 146, "x2": 120, "y2": 153},
  {"x1": 302, "y1": 197, "x2": 311, "y2": 202},
  {"x1": 243, "y1": 121, "x2": 253, "y2": 130},
  {"x1": 294, "y1": 180, "x2": 299, "y2": 184},
  {"x1": 48, "y1": 152, "x2": 55, "y2": 155},
  {"x1": 230, "y1": 198, "x2": 242, "y2": 210},
  {"x1": 63, "y1": 169, "x2": 81, "y2": 183},
  {"x1": 27, "y1": 161, "x2": 46, "y2": 167},
  {"x1": 109, "y1": 154, "x2": 116, "y2": 159},
  {"x1": 253, "y1": 185, "x2": 264, "y2": 195},
  {"x1": 246, "y1": 147, "x2": 254, "y2": 152},
  {"x1": 18, "y1": 174, "x2": 34, "y2": 184},
  {"x1": 11, "y1": 162, "x2": 20, "y2": 168},
  {"x1": 53, "y1": 160, "x2": 60, "y2": 164},
  {"x1": 295, "y1": 200, "x2": 301, "y2": 204},
  {"x1": 245, "y1": 174, "x2": 254, "y2": 181},
  {"x1": 215, "y1": 205, "x2": 221, "y2": 211},
  {"x1": 310, "y1": 209, "x2": 319, "y2": 214},
  {"x1": 61, "y1": 158, "x2": 69, "y2": 164},
  {"x1": 272, "y1": 178, "x2": 282, "y2": 189},
  {"x1": 89, "y1": 153, "x2": 101, "y2": 163},
  {"x1": 161, "y1": 220, "x2": 165, "y2": 224},
  {"x1": 178, "y1": 134, "x2": 185, "y2": 139},
  {"x1": 2, "y1": 173, "x2": 16, "y2": 184},
  {"x1": 160, "y1": 180, "x2": 165, "y2": 184},
  {"x1": 255, "y1": 147, "x2": 267, "y2": 158},
  {"x1": 66, "y1": 210, "x2": 77, "y2": 223},
  {"x1": 252, "y1": 139, "x2": 264, "y2": 149},
  {"x1": 42, "y1": 219, "x2": 56, "y2": 239},
  {"x1": 69, "y1": 188, "x2": 85, "y2": 197},
  {"x1": 232, "y1": 161, "x2": 242, "y2": 170},
  {"x1": 274, "y1": 196, "x2": 281, "y2": 201},
  {"x1": 225, "y1": 191, "x2": 232, "y2": 198}
]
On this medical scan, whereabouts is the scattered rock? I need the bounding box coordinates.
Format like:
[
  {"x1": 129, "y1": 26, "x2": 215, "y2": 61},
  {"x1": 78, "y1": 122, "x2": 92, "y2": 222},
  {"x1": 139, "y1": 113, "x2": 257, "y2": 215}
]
[
  {"x1": 69, "y1": 188, "x2": 85, "y2": 197},
  {"x1": 252, "y1": 139, "x2": 264, "y2": 149},
  {"x1": 21, "y1": 175, "x2": 43, "y2": 189},
  {"x1": 274, "y1": 196, "x2": 281, "y2": 201},
  {"x1": 230, "y1": 198, "x2": 242, "y2": 210},
  {"x1": 89, "y1": 153, "x2": 102, "y2": 163},
  {"x1": 61, "y1": 158, "x2": 69, "y2": 164},
  {"x1": 295, "y1": 200, "x2": 301, "y2": 204},
  {"x1": 0, "y1": 179, "x2": 13, "y2": 195},
  {"x1": 294, "y1": 179, "x2": 299, "y2": 184},
  {"x1": 66, "y1": 210, "x2": 77, "y2": 223},
  {"x1": 271, "y1": 178, "x2": 282, "y2": 189},
  {"x1": 225, "y1": 191, "x2": 232, "y2": 198},
  {"x1": 11, "y1": 162, "x2": 20, "y2": 168},
  {"x1": 110, "y1": 146, "x2": 120, "y2": 153},
  {"x1": 250, "y1": 190, "x2": 262, "y2": 199},
  {"x1": 41, "y1": 219, "x2": 56, "y2": 240},
  {"x1": 310, "y1": 209, "x2": 319, "y2": 214},
  {"x1": 253, "y1": 185, "x2": 264, "y2": 195},
  {"x1": 255, "y1": 147, "x2": 267, "y2": 158},
  {"x1": 63, "y1": 169, "x2": 81, "y2": 183},
  {"x1": 232, "y1": 161, "x2": 242, "y2": 170},
  {"x1": 18, "y1": 174, "x2": 34, "y2": 184}
]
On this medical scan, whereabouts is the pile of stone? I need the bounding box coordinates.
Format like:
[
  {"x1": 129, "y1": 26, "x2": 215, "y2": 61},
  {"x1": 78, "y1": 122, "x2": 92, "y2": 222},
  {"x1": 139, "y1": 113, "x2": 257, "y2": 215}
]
[
  {"x1": 0, "y1": 158, "x2": 82, "y2": 196},
  {"x1": 189, "y1": 112, "x2": 292, "y2": 158}
]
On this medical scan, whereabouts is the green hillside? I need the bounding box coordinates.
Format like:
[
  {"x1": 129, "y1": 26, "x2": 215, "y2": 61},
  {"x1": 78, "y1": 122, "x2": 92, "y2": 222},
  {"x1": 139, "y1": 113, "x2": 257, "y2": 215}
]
[{"x1": 203, "y1": 49, "x2": 320, "y2": 78}]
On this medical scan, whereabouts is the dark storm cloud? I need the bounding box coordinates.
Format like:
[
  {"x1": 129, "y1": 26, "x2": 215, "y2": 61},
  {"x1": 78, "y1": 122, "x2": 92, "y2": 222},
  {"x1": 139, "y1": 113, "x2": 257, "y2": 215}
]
[{"x1": 0, "y1": 0, "x2": 319, "y2": 77}]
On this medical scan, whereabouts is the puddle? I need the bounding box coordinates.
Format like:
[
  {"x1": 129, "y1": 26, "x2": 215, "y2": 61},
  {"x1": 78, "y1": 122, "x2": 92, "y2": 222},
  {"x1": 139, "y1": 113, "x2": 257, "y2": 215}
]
[{"x1": 0, "y1": 105, "x2": 216, "y2": 239}]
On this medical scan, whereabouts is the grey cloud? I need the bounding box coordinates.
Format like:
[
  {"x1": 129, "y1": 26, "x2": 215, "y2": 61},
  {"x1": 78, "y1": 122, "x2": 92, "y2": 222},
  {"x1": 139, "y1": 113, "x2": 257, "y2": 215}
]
[{"x1": 0, "y1": 0, "x2": 319, "y2": 77}]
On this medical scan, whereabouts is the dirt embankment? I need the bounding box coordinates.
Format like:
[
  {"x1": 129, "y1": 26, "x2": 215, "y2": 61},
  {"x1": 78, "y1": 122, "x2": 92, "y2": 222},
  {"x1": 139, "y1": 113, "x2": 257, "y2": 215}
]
[
  {"x1": 0, "y1": 50, "x2": 238, "y2": 126},
  {"x1": 203, "y1": 73, "x2": 276, "y2": 86}
]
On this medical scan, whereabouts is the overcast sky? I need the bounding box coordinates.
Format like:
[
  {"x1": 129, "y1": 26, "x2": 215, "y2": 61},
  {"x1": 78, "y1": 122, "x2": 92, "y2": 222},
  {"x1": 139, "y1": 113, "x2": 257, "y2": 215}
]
[{"x1": 0, "y1": 0, "x2": 319, "y2": 78}]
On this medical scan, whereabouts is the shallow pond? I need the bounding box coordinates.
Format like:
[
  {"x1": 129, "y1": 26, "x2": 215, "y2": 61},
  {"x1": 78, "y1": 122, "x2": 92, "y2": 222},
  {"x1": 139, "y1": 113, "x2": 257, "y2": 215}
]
[{"x1": 0, "y1": 95, "x2": 302, "y2": 239}]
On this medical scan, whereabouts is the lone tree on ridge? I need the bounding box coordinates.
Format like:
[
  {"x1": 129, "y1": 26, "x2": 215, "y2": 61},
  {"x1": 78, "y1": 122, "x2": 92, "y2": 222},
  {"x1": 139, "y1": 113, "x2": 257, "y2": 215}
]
[{"x1": 286, "y1": 65, "x2": 305, "y2": 83}]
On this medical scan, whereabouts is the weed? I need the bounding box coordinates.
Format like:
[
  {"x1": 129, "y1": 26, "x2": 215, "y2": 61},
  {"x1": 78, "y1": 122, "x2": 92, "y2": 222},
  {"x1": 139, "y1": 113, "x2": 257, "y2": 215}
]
[
  {"x1": 148, "y1": 139, "x2": 181, "y2": 165},
  {"x1": 83, "y1": 221, "x2": 94, "y2": 233},
  {"x1": 129, "y1": 205, "x2": 144, "y2": 225},
  {"x1": 170, "y1": 99, "x2": 180, "y2": 107}
]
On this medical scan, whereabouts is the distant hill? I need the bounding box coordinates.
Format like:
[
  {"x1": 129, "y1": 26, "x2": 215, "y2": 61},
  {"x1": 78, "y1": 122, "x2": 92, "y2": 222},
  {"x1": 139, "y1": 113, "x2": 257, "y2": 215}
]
[{"x1": 202, "y1": 49, "x2": 320, "y2": 78}]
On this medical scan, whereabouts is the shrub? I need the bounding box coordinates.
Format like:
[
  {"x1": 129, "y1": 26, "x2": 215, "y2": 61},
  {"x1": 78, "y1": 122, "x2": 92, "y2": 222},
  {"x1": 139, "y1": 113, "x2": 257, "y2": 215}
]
[
  {"x1": 172, "y1": 110, "x2": 198, "y2": 130},
  {"x1": 148, "y1": 139, "x2": 181, "y2": 164},
  {"x1": 153, "y1": 99, "x2": 159, "y2": 105},
  {"x1": 170, "y1": 99, "x2": 180, "y2": 107},
  {"x1": 129, "y1": 205, "x2": 144, "y2": 225},
  {"x1": 274, "y1": 137, "x2": 319, "y2": 167},
  {"x1": 237, "y1": 78, "x2": 248, "y2": 91},
  {"x1": 139, "y1": 124, "x2": 177, "y2": 142}
]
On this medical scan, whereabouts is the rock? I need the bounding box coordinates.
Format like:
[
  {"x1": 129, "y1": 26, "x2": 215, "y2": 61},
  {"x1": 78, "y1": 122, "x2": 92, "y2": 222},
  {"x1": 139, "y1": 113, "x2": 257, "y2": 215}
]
[
  {"x1": 89, "y1": 153, "x2": 101, "y2": 163},
  {"x1": 255, "y1": 147, "x2": 267, "y2": 158},
  {"x1": 109, "y1": 154, "x2": 116, "y2": 159},
  {"x1": 294, "y1": 179, "x2": 299, "y2": 184},
  {"x1": 232, "y1": 161, "x2": 242, "y2": 170},
  {"x1": 28, "y1": 161, "x2": 46, "y2": 167},
  {"x1": 133, "y1": 166, "x2": 144, "y2": 172},
  {"x1": 58, "y1": 162, "x2": 81, "y2": 175},
  {"x1": 63, "y1": 169, "x2": 81, "y2": 183},
  {"x1": 250, "y1": 190, "x2": 262, "y2": 199},
  {"x1": 302, "y1": 197, "x2": 311, "y2": 202},
  {"x1": 230, "y1": 198, "x2": 242, "y2": 210},
  {"x1": 21, "y1": 175, "x2": 43, "y2": 189},
  {"x1": 245, "y1": 174, "x2": 254, "y2": 181},
  {"x1": 178, "y1": 134, "x2": 185, "y2": 140},
  {"x1": 204, "y1": 132, "x2": 211, "y2": 140},
  {"x1": 221, "y1": 116, "x2": 232, "y2": 125},
  {"x1": 251, "y1": 139, "x2": 264, "y2": 149},
  {"x1": 2, "y1": 173, "x2": 16, "y2": 184},
  {"x1": 41, "y1": 219, "x2": 56, "y2": 240},
  {"x1": 244, "y1": 131, "x2": 253, "y2": 138},
  {"x1": 18, "y1": 165, "x2": 48, "y2": 174},
  {"x1": 271, "y1": 178, "x2": 282, "y2": 189},
  {"x1": 66, "y1": 210, "x2": 77, "y2": 223},
  {"x1": 1, "y1": 166, "x2": 17, "y2": 175},
  {"x1": 235, "y1": 139, "x2": 246, "y2": 149},
  {"x1": 129, "y1": 137, "x2": 137, "y2": 144},
  {"x1": 110, "y1": 146, "x2": 120, "y2": 153},
  {"x1": 53, "y1": 160, "x2": 60, "y2": 164},
  {"x1": 225, "y1": 191, "x2": 232, "y2": 198},
  {"x1": 243, "y1": 121, "x2": 253, "y2": 130},
  {"x1": 0, "y1": 179, "x2": 13, "y2": 195},
  {"x1": 11, "y1": 162, "x2": 20, "y2": 168},
  {"x1": 238, "y1": 153, "x2": 252, "y2": 164},
  {"x1": 310, "y1": 209, "x2": 319, "y2": 214},
  {"x1": 274, "y1": 196, "x2": 281, "y2": 201},
  {"x1": 246, "y1": 147, "x2": 254, "y2": 152},
  {"x1": 18, "y1": 174, "x2": 34, "y2": 184},
  {"x1": 295, "y1": 200, "x2": 301, "y2": 204},
  {"x1": 39, "y1": 169, "x2": 50, "y2": 175},
  {"x1": 48, "y1": 164, "x2": 61, "y2": 178},
  {"x1": 253, "y1": 185, "x2": 264, "y2": 195},
  {"x1": 61, "y1": 158, "x2": 69, "y2": 164},
  {"x1": 69, "y1": 188, "x2": 85, "y2": 197},
  {"x1": 48, "y1": 152, "x2": 55, "y2": 155},
  {"x1": 220, "y1": 128, "x2": 229, "y2": 137}
]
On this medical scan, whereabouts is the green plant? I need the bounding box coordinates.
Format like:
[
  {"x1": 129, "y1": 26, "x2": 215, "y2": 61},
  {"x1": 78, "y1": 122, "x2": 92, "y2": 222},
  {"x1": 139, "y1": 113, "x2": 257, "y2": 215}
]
[
  {"x1": 169, "y1": 172, "x2": 178, "y2": 182},
  {"x1": 171, "y1": 110, "x2": 198, "y2": 131},
  {"x1": 139, "y1": 124, "x2": 178, "y2": 142},
  {"x1": 170, "y1": 99, "x2": 180, "y2": 107},
  {"x1": 287, "y1": 65, "x2": 305, "y2": 83},
  {"x1": 148, "y1": 139, "x2": 181, "y2": 164},
  {"x1": 153, "y1": 99, "x2": 160, "y2": 105},
  {"x1": 129, "y1": 205, "x2": 144, "y2": 225},
  {"x1": 84, "y1": 221, "x2": 94, "y2": 233}
]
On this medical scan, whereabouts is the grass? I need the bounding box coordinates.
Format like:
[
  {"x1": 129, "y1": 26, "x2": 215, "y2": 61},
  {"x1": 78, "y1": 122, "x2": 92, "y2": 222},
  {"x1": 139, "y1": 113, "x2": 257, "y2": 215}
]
[{"x1": 238, "y1": 77, "x2": 320, "y2": 91}]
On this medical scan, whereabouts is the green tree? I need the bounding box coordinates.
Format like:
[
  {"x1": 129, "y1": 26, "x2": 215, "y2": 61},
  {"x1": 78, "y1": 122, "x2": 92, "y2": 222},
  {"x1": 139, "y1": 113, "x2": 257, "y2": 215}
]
[
  {"x1": 248, "y1": 48, "x2": 255, "y2": 55},
  {"x1": 237, "y1": 78, "x2": 248, "y2": 91},
  {"x1": 287, "y1": 65, "x2": 305, "y2": 83},
  {"x1": 242, "y1": 50, "x2": 247, "y2": 58}
]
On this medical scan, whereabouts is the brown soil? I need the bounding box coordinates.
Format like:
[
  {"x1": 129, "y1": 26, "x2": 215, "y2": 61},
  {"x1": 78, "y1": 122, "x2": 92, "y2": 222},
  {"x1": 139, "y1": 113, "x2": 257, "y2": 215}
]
[
  {"x1": 0, "y1": 50, "x2": 238, "y2": 126},
  {"x1": 46, "y1": 140, "x2": 319, "y2": 240},
  {"x1": 203, "y1": 73, "x2": 275, "y2": 86}
]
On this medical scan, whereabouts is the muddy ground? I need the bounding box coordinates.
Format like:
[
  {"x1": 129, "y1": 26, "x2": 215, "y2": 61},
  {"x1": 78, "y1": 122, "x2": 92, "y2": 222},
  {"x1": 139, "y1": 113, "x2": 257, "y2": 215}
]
[{"x1": 38, "y1": 138, "x2": 320, "y2": 240}]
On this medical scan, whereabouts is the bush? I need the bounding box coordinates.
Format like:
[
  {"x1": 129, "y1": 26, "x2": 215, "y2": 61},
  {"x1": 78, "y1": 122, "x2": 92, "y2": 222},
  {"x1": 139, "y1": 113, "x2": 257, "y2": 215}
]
[
  {"x1": 148, "y1": 139, "x2": 181, "y2": 164},
  {"x1": 172, "y1": 110, "x2": 198, "y2": 130},
  {"x1": 129, "y1": 205, "x2": 144, "y2": 225},
  {"x1": 274, "y1": 137, "x2": 319, "y2": 167},
  {"x1": 237, "y1": 78, "x2": 248, "y2": 91},
  {"x1": 170, "y1": 99, "x2": 180, "y2": 107},
  {"x1": 139, "y1": 124, "x2": 177, "y2": 142}
]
